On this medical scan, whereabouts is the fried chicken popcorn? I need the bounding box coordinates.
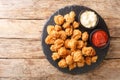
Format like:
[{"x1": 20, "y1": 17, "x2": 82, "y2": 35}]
[
  {"x1": 54, "y1": 15, "x2": 64, "y2": 25},
  {"x1": 45, "y1": 35, "x2": 55, "y2": 44},
  {"x1": 52, "y1": 52, "x2": 60, "y2": 61},
  {"x1": 72, "y1": 50, "x2": 83, "y2": 62},
  {"x1": 47, "y1": 25, "x2": 55, "y2": 34},
  {"x1": 58, "y1": 59, "x2": 67, "y2": 68},
  {"x1": 65, "y1": 27, "x2": 73, "y2": 36},
  {"x1": 73, "y1": 21, "x2": 80, "y2": 29},
  {"x1": 82, "y1": 47, "x2": 96, "y2": 56},
  {"x1": 64, "y1": 11, "x2": 75, "y2": 23},
  {"x1": 59, "y1": 30, "x2": 67, "y2": 40},
  {"x1": 85, "y1": 57, "x2": 92, "y2": 65},
  {"x1": 58, "y1": 47, "x2": 67, "y2": 56},
  {"x1": 69, "y1": 63, "x2": 77, "y2": 70},
  {"x1": 68, "y1": 39, "x2": 77, "y2": 51},
  {"x1": 82, "y1": 31, "x2": 89, "y2": 41},
  {"x1": 91, "y1": 56, "x2": 98, "y2": 63},
  {"x1": 72, "y1": 29, "x2": 82, "y2": 40},
  {"x1": 64, "y1": 39, "x2": 70, "y2": 48},
  {"x1": 65, "y1": 55, "x2": 73, "y2": 65},
  {"x1": 63, "y1": 22, "x2": 71, "y2": 29},
  {"x1": 55, "y1": 25, "x2": 62, "y2": 31},
  {"x1": 45, "y1": 11, "x2": 98, "y2": 71},
  {"x1": 77, "y1": 40, "x2": 84, "y2": 49}
]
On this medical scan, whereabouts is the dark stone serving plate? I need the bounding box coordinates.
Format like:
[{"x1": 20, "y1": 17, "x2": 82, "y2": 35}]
[{"x1": 41, "y1": 5, "x2": 110, "y2": 74}]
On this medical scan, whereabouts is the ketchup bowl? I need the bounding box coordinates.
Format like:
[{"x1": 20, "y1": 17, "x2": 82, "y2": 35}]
[{"x1": 90, "y1": 29, "x2": 110, "y2": 49}]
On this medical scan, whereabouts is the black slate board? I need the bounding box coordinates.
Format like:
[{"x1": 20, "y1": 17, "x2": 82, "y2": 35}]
[{"x1": 41, "y1": 5, "x2": 110, "y2": 74}]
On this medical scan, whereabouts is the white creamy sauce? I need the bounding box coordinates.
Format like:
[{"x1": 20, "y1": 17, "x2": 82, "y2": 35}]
[{"x1": 80, "y1": 11, "x2": 97, "y2": 28}]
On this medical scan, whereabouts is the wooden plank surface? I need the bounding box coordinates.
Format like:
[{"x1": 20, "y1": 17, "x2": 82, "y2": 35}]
[
  {"x1": 0, "y1": 59, "x2": 119, "y2": 80},
  {"x1": 0, "y1": 0, "x2": 119, "y2": 19}
]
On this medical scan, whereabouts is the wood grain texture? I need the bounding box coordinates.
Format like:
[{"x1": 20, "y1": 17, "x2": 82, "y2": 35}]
[
  {"x1": 0, "y1": 0, "x2": 119, "y2": 19},
  {"x1": 0, "y1": 59, "x2": 119, "y2": 80}
]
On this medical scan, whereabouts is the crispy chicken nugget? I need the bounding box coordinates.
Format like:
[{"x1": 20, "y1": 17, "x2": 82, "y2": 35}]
[
  {"x1": 64, "y1": 39, "x2": 70, "y2": 48},
  {"x1": 58, "y1": 47, "x2": 67, "y2": 56},
  {"x1": 54, "y1": 15, "x2": 64, "y2": 25},
  {"x1": 72, "y1": 29, "x2": 82, "y2": 40},
  {"x1": 52, "y1": 52, "x2": 60, "y2": 61},
  {"x1": 55, "y1": 25, "x2": 62, "y2": 31},
  {"x1": 73, "y1": 21, "x2": 80, "y2": 29},
  {"x1": 72, "y1": 50, "x2": 83, "y2": 62},
  {"x1": 82, "y1": 47, "x2": 96, "y2": 56},
  {"x1": 82, "y1": 31, "x2": 89, "y2": 41},
  {"x1": 92, "y1": 56, "x2": 98, "y2": 63},
  {"x1": 85, "y1": 57, "x2": 92, "y2": 65},
  {"x1": 65, "y1": 55, "x2": 74, "y2": 65},
  {"x1": 63, "y1": 22, "x2": 71, "y2": 29},
  {"x1": 69, "y1": 63, "x2": 76, "y2": 70},
  {"x1": 45, "y1": 35, "x2": 55, "y2": 44},
  {"x1": 47, "y1": 25, "x2": 55, "y2": 34},
  {"x1": 58, "y1": 59, "x2": 67, "y2": 68},
  {"x1": 65, "y1": 27, "x2": 73, "y2": 36},
  {"x1": 68, "y1": 39, "x2": 77, "y2": 51},
  {"x1": 59, "y1": 30, "x2": 67, "y2": 40},
  {"x1": 77, "y1": 40, "x2": 84, "y2": 49},
  {"x1": 64, "y1": 13, "x2": 74, "y2": 23},
  {"x1": 69, "y1": 11, "x2": 76, "y2": 18}
]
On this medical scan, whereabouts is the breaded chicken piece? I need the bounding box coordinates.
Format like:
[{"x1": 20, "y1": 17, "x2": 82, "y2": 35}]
[
  {"x1": 65, "y1": 27, "x2": 73, "y2": 36},
  {"x1": 58, "y1": 59, "x2": 67, "y2": 68},
  {"x1": 69, "y1": 63, "x2": 76, "y2": 70},
  {"x1": 85, "y1": 57, "x2": 92, "y2": 65},
  {"x1": 68, "y1": 39, "x2": 77, "y2": 51},
  {"x1": 63, "y1": 22, "x2": 71, "y2": 29},
  {"x1": 82, "y1": 47, "x2": 96, "y2": 56},
  {"x1": 59, "y1": 30, "x2": 67, "y2": 40},
  {"x1": 72, "y1": 29, "x2": 82, "y2": 40},
  {"x1": 45, "y1": 35, "x2": 55, "y2": 44},
  {"x1": 77, "y1": 40, "x2": 84, "y2": 49},
  {"x1": 65, "y1": 55, "x2": 73, "y2": 65},
  {"x1": 52, "y1": 52, "x2": 60, "y2": 61},
  {"x1": 54, "y1": 15, "x2": 64, "y2": 25},
  {"x1": 64, "y1": 11, "x2": 75, "y2": 23},
  {"x1": 58, "y1": 47, "x2": 67, "y2": 56},
  {"x1": 82, "y1": 31, "x2": 89, "y2": 41},
  {"x1": 73, "y1": 21, "x2": 80, "y2": 29},
  {"x1": 72, "y1": 50, "x2": 83, "y2": 62},
  {"x1": 47, "y1": 25, "x2": 55, "y2": 34},
  {"x1": 55, "y1": 25, "x2": 62, "y2": 31},
  {"x1": 92, "y1": 56, "x2": 98, "y2": 63}
]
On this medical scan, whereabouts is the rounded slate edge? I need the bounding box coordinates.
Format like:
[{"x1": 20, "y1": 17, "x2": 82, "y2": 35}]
[{"x1": 41, "y1": 5, "x2": 110, "y2": 74}]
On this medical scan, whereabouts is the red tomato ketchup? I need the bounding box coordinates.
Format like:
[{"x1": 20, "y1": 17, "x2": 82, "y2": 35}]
[{"x1": 92, "y1": 30, "x2": 108, "y2": 47}]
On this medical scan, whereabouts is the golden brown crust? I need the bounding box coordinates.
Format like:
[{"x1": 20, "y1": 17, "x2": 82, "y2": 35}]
[
  {"x1": 65, "y1": 55, "x2": 73, "y2": 65},
  {"x1": 82, "y1": 47, "x2": 96, "y2": 56},
  {"x1": 82, "y1": 31, "x2": 89, "y2": 41},
  {"x1": 72, "y1": 29, "x2": 82, "y2": 40},
  {"x1": 54, "y1": 15, "x2": 64, "y2": 25},
  {"x1": 58, "y1": 59, "x2": 67, "y2": 68},
  {"x1": 52, "y1": 52, "x2": 60, "y2": 61},
  {"x1": 73, "y1": 21, "x2": 80, "y2": 29}
]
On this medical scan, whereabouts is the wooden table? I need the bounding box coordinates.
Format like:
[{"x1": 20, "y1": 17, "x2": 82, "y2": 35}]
[{"x1": 0, "y1": 0, "x2": 119, "y2": 80}]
